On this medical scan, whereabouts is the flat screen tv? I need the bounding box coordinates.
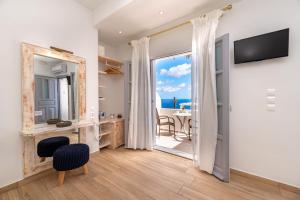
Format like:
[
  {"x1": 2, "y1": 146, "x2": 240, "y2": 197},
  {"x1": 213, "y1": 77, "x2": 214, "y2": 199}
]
[{"x1": 234, "y1": 28, "x2": 289, "y2": 64}]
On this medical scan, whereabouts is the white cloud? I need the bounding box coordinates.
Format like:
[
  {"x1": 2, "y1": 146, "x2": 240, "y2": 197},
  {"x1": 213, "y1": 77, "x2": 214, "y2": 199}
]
[
  {"x1": 157, "y1": 81, "x2": 164, "y2": 85},
  {"x1": 156, "y1": 83, "x2": 187, "y2": 93},
  {"x1": 178, "y1": 83, "x2": 186, "y2": 88},
  {"x1": 160, "y1": 63, "x2": 191, "y2": 78},
  {"x1": 160, "y1": 69, "x2": 168, "y2": 75},
  {"x1": 162, "y1": 86, "x2": 181, "y2": 92}
]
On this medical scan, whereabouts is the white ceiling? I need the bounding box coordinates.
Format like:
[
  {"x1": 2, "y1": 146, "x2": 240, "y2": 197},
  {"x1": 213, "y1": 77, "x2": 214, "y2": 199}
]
[
  {"x1": 74, "y1": 0, "x2": 238, "y2": 45},
  {"x1": 75, "y1": 0, "x2": 104, "y2": 10},
  {"x1": 96, "y1": 0, "x2": 237, "y2": 45}
]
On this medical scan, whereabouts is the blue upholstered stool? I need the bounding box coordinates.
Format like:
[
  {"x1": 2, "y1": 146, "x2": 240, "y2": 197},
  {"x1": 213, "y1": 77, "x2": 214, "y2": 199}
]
[
  {"x1": 37, "y1": 136, "x2": 69, "y2": 162},
  {"x1": 53, "y1": 143, "x2": 89, "y2": 185}
]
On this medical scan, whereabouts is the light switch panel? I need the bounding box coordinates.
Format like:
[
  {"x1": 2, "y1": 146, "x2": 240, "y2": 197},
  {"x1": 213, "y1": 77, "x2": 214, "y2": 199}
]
[
  {"x1": 90, "y1": 106, "x2": 95, "y2": 120},
  {"x1": 266, "y1": 104, "x2": 276, "y2": 111},
  {"x1": 266, "y1": 96, "x2": 276, "y2": 104},
  {"x1": 266, "y1": 88, "x2": 276, "y2": 96}
]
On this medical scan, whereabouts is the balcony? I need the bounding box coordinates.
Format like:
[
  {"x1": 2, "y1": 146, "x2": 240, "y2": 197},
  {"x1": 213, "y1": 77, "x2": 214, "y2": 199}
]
[{"x1": 156, "y1": 108, "x2": 192, "y2": 156}]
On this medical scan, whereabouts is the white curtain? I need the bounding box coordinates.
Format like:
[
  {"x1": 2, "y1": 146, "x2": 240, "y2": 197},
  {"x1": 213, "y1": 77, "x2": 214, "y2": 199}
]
[
  {"x1": 127, "y1": 37, "x2": 153, "y2": 150},
  {"x1": 191, "y1": 10, "x2": 223, "y2": 173}
]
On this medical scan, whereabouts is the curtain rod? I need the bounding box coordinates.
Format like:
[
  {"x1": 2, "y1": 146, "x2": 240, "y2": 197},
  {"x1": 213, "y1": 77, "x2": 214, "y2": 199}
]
[{"x1": 128, "y1": 4, "x2": 232, "y2": 45}]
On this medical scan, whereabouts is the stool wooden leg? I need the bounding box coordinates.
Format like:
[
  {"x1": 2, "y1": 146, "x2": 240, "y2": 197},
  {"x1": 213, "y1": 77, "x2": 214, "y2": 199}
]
[
  {"x1": 58, "y1": 171, "x2": 65, "y2": 186},
  {"x1": 83, "y1": 164, "x2": 88, "y2": 175},
  {"x1": 40, "y1": 157, "x2": 46, "y2": 162}
]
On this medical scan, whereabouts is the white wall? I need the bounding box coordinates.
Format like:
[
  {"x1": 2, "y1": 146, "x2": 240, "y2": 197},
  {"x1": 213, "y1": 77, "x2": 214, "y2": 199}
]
[
  {"x1": 0, "y1": 0, "x2": 99, "y2": 188},
  {"x1": 218, "y1": 0, "x2": 300, "y2": 188},
  {"x1": 115, "y1": 0, "x2": 300, "y2": 188},
  {"x1": 99, "y1": 42, "x2": 120, "y2": 58}
]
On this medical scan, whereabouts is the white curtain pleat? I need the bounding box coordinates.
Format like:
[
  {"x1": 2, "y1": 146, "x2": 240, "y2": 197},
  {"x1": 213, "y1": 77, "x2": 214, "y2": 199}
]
[
  {"x1": 127, "y1": 37, "x2": 153, "y2": 150},
  {"x1": 191, "y1": 10, "x2": 222, "y2": 173}
]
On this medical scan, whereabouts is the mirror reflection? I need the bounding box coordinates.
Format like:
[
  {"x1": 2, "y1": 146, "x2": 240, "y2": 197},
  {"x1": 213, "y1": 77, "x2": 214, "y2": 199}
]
[{"x1": 34, "y1": 55, "x2": 78, "y2": 124}]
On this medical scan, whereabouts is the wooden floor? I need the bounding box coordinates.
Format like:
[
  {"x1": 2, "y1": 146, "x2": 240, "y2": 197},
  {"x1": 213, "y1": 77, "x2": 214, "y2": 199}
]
[{"x1": 1, "y1": 148, "x2": 299, "y2": 200}]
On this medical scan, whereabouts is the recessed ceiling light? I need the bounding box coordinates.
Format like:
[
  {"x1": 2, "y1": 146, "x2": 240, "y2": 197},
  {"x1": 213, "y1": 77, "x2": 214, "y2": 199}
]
[
  {"x1": 159, "y1": 10, "x2": 164, "y2": 15},
  {"x1": 118, "y1": 31, "x2": 123, "y2": 34}
]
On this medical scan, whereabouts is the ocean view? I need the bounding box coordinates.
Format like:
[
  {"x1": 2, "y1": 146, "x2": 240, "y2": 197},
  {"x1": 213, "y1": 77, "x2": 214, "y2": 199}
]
[
  {"x1": 161, "y1": 99, "x2": 191, "y2": 109},
  {"x1": 156, "y1": 53, "x2": 192, "y2": 110}
]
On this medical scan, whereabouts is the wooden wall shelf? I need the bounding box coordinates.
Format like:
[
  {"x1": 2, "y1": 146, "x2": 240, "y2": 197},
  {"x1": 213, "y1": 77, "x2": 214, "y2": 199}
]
[
  {"x1": 98, "y1": 70, "x2": 107, "y2": 75},
  {"x1": 98, "y1": 56, "x2": 122, "y2": 66},
  {"x1": 98, "y1": 56, "x2": 123, "y2": 75},
  {"x1": 104, "y1": 68, "x2": 123, "y2": 75}
]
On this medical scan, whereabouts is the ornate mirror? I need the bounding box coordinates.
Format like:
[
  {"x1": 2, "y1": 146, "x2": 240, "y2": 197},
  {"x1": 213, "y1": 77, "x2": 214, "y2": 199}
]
[{"x1": 21, "y1": 43, "x2": 89, "y2": 177}]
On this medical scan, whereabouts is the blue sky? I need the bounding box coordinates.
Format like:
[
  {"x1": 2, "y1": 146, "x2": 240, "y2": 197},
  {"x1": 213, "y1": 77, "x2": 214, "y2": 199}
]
[{"x1": 155, "y1": 53, "x2": 191, "y2": 99}]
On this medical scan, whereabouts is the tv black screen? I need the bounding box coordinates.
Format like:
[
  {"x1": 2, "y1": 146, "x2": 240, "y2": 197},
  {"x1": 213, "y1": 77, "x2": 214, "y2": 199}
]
[{"x1": 234, "y1": 28, "x2": 289, "y2": 64}]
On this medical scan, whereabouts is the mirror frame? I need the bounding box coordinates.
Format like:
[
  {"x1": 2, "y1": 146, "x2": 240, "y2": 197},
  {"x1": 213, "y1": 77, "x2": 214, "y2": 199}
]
[{"x1": 21, "y1": 43, "x2": 86, "y2": 132}]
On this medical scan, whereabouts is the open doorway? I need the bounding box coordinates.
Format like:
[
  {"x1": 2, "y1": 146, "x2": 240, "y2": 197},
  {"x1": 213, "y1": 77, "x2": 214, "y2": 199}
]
[
  {"x1": 152, "y1": 52, "x2": 193, "y2": 159},
  {"x1": 150, "y1": 34, "x2": 230, "y2": 180}
]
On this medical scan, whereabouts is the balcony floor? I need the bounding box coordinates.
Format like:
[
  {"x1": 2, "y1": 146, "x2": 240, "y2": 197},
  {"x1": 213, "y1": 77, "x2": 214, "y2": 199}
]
[{"x1": 155, "y1": 130, "x2": 192, "y2": 155}]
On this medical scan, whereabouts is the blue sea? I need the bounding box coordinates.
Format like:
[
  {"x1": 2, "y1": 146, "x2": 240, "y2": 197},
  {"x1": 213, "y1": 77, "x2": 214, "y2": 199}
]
[{"x1": 161, "y1": 99, "x2": 191, "y2": 109}]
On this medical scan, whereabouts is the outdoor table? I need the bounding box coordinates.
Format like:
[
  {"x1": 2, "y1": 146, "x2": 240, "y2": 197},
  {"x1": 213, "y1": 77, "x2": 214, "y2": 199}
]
[{"x1": 173, "y1": 111, "x2": 191, "y2": 140}]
